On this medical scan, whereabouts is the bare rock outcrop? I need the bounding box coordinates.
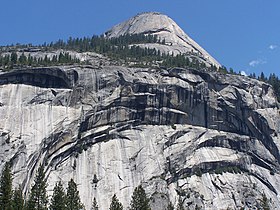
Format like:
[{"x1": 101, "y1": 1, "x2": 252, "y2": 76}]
[{"x1": 0, "y1": 64, "x2": 279, "y2": 209}]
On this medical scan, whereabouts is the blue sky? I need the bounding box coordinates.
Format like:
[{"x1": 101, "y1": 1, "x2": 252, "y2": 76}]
[{"x1": 1, "y1": 0, "x2": 279, "y2": 77}]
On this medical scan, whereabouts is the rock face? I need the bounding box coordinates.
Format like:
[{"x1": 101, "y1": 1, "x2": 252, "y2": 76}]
[
  {"x1": 105, "y1": 12, "x2": 220, "y2": 67},
  {"x1": 1, "y1": 13, "x2": 280, "y2": 210},
  {"x1": 0, "y1": 64, "x2": 280, "y2": 209}
]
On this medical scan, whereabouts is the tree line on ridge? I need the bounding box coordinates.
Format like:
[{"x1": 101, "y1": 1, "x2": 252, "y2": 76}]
[{"x1": 0, "y1": 33, "x2": 279, "y2": 102}]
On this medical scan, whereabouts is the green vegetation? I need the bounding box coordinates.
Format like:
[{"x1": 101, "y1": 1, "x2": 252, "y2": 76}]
[
  {"x1": 0, "y1": 162, "x2": 13, "y2": 210},
  {"x1": 219, "y1": 66, "x2": 280, "y2": 102},
  {"x1": 109, "y1": 194, "x2": 123, "y2": 210},
  {"x1": 91, "y1": 197, "x2": 98, "y2": 210},
  {"x1": 256, "y1": 72, "x2": 280, "y2": 102},
  {"x1": 215, "y1": 65, "x2": 280, "y2": 102},
  {"x1": 260, "y1": 193, "x2": 270, "y2": 210},
  {"x1": 0, "y1": 162, "x2": 85, "y2": 210},
  {"x1": 66, "y1": 179, "x2": 84, "y2": 210},
  {"x1": 27, "y1": 164, "x2": 48, "y2": 210},
  {"x1": 176, "y1": 196, "x2": 185, "y2": 210},
  {"x1": 129, "y1": 185, "x2": 151, "y2": 210},
  {"x1": 50, "y1": 35, "x2": 214, "y2": 70},
  {"x1": 50, "y1": 181, "x2": 66, "y2": 210},
  {"x1": 162, "y1": 54, "x2": 213, "y2": 70},
  {"x1": 12, "y1": 186, "x2": 24, "y2": 210},
  {"x1": 166, "y1": 202, "x2": 175, "y2": 210},
  {"x1": 0, "y1": 162, "x2": 25, "y2": 210},
  {"x1": 1, "y1": 33, "x2": 279, "y2": 103},
  {"x1": 0, "y1": 52, "x2": 80, "y2": 70},
  {"x1": 211, "y1": 166, "x2": 242, "y2": 175},
  {"x1": 0, "y1": 33, "x2": 211, "y2": 71},
  {"x1": 0, "y1": 162, "x2": 272, "y2": 209},
  {"x1": 49, "y1": 33, "x2": 161, "y2": 52},
  {"x1": 182, "y1": 165, "x2": 243, "y2": 178}
]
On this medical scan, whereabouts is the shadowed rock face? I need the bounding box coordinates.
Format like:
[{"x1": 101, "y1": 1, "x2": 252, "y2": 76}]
[
  {"x1": 0, "y1": 63, "x2": 279, "y2": 210},
  {"x1": 0, "y1": 68, "x2": 78, "y2": 89}
]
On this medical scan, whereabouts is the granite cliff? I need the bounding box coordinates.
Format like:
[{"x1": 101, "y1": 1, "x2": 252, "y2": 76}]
[{"x1": 0, "y1": 12, "x2": 280, "y2": 210}]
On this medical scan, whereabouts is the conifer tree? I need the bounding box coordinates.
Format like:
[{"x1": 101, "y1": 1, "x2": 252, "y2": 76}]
[
  {"x1": 259, "y1": 72, "x2": 266, "y2": 82},
  {"x1": 176, "y1": 196, "x2": 184, "y2": 210},
  {"x1": 66, "y1": 179, "x2": 84, "y2": 210},
  {"x1": 0, "y1": 162, "x2": 13, "y2": 210},
  {"x1": 129, "y1": 185, "x2": 151, "y2": 210},
  {"x1": 195, "y1": 204, "x2": 201, "y2": 210},
  {"x1": 12, "y1": 185, "x2": 24, "y2": 210},
  {"x1": 50, "y1": 181, "x2": 66, "y2": 210},
  {"x1": 260, "y1": 193, "x2": 270, "y2": 210},
  {"x1": 27, "y1": 164, "x2": 48, "y2": 210},
  {"x1": 91, "y1": 197, "x2": 98, "y2": 210},
  {"x1": 166, "y1": 202, "x2": 175, "y2": 210},
  {"x1": 10, "y1": 52, "x2": 18, "y2": 65},
  {"x1": 18, "y1": 53, "x2": 27, "y2": 65},
  {"x1": 109, "y1": 194, "x2": 123, "y2": 210}
]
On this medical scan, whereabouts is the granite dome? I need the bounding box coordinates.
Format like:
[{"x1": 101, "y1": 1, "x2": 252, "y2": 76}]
[{"x1": 105, "y1": 12, "x2": 220, "y2": 67}]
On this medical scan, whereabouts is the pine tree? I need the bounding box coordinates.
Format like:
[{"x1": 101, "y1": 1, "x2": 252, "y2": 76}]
[
  {"x1": 195, "y1": 204, "x2": 201, "y2": 210},
  {"x1": 91, "y1": 197, "x2": 98, "y2": 210},
  {"x1": 18, "y1": 53, "x2": 27, "y2": 65},
  {"x1": 66, "y1": 179, "x2": 84, "y2": 210},
  {"x1": 12, "y1": 185, "x2": 24, "y2": 210},
  {"x1": 10, "y1": 52, "x2": 18, "y2": 65},
  {"x1": 0, "y1": 162, "x2": 13, "y2": 210},
  {"x1": 176, "y1": 196, "x2": 184, "y2": 210},
  {"x1": 260, "y1": 193, "x2": 270, "y2": 210},
  {"x1": 129, "y1": 185, "x2": 151, "y2": 210},
  {"x1": 259, "y1": 72, "x2": 266, "y2": 82},
  {"x1": 50, "y1": 181, "x2": 66, "y2": 210},
  {"x1": 109, "y1": 194, "x2": 123, "y2": 210},
  {"x1": 166, "y1": 202, "x2": 175, "y2": 210},
  {"x1": 27, "y1": 164, "x2": 48, "y2": 210}
]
